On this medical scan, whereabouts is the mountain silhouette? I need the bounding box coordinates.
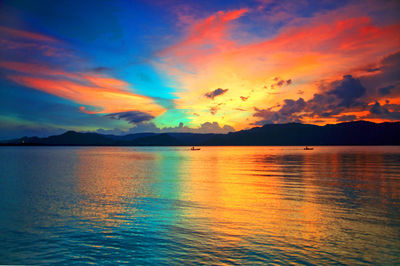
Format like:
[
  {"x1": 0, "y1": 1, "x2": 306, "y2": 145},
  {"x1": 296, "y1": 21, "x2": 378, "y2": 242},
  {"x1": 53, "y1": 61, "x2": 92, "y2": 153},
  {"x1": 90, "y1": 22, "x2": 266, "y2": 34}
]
[{"x1": 2, "y1": 121, "x2": 399, "y2": 146}]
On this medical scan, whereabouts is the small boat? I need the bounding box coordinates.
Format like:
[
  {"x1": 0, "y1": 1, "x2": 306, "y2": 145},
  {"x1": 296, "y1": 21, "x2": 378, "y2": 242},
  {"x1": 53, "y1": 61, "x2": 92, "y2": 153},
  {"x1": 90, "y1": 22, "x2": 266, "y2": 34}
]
[
  {"x1": 190, "y1": 146, "x2": 201, "y2": 151},
  {"x1": 304, "y1": 146, "x2": 314, "y2": 150}
]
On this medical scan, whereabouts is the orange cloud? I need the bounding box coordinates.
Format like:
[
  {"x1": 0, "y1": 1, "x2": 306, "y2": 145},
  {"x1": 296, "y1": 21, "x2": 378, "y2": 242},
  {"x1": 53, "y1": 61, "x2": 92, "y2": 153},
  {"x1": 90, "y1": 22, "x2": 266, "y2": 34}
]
[
  {"x1": 7, "y1": 74, "x2": 165, "y2": 116},
  {"x1": 157, "y1": 8, "x2": 400, "y2": 128}
]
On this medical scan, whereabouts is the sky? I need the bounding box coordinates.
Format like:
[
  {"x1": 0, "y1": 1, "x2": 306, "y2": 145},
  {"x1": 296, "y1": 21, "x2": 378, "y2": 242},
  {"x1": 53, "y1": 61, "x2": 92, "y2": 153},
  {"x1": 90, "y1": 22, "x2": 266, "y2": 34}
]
[{"x1": 0, "y1": 0, "x2": 399, "y2": 139}]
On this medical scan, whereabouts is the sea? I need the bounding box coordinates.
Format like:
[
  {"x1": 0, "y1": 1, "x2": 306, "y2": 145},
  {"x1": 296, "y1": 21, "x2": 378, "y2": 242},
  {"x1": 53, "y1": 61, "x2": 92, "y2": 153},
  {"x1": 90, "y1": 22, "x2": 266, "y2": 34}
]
[{"x1": 0, "y1": 146, "x2": 399, "y2": 265}]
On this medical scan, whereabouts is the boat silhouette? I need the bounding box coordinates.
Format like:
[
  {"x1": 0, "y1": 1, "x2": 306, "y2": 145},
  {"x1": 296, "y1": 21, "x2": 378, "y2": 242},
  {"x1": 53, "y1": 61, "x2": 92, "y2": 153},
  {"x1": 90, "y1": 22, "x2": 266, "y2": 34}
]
[{"x1": 191, "y1": 146, "x2": 201, "y2": 151}]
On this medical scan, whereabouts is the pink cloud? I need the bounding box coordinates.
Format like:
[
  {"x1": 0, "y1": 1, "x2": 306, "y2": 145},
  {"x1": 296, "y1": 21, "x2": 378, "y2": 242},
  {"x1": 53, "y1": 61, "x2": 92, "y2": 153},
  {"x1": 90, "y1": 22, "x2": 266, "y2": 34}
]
[
  {"x1": 0, "y1": 25, "x2": 58, "y2": 42},
  {"x1": 160, "y1": 9, "x2": 248, "y2": 60}
]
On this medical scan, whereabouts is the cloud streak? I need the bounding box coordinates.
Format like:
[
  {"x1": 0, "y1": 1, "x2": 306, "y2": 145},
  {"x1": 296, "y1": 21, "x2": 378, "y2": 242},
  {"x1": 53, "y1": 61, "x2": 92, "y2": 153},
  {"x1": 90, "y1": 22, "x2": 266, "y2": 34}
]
[
  {"x1": 205, "y1": 88, "x2": 229, "y2": 99},
  {"x1": 0, "y1": 27, "x2": 166, "y2": 122},
  {"x1": 105, "y1": 111, "x2": 155, "y2": 124}
]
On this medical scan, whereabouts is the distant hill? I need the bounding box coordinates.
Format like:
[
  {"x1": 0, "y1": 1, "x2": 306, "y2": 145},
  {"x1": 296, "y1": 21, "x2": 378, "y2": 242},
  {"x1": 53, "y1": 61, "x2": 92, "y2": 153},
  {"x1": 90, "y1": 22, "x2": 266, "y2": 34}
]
[
  {"x1": 204, "y1": 121, "x2": 400, "y2": 145},
  {"x1": 1, "y1": 121, "x2": 399, "y2": 146}
]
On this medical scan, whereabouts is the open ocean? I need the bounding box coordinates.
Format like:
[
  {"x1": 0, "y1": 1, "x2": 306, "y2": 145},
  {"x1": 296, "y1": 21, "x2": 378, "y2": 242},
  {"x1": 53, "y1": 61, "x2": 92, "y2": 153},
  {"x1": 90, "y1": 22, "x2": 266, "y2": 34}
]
[{"x1": 0, "y1": 146, "x2": 399, "y2": 265}]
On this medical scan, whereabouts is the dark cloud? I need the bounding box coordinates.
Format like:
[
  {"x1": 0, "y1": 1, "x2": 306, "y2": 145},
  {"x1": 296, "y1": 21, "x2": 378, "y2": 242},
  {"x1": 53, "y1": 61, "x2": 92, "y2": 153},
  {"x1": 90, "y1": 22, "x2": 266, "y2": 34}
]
[
  {"x1": 381, "y1": 51, "x2": 400, "y2": 67},
  {"x1": 253, "y1": 108, "x2": 301, "y2": 125},
  {"x1": 240, "y1": 96, "x2": 249, "y2": 101},
  {"x1": 366, "y1": 67, "x2": 380, "y2": 73},
  {"x1": 270, "y1": 77, "x2": 292, "y2": 89},
  {"x1": 253, "y1": 98, "x2": 305, "y2": 124},
  {"x1": 304, "y1": 75, "x2": 369, "y2": 118},
  {"x1": 328, "y1": 75, "x2": 366, "y2": 107},
  {"x1": 277, "y1": 80, "x2": 285, "y2": 87},
  {"x1": 280, "y1": 98, "x2": 306, "y2": 115},
  {"x1": 205, "y1": 88, "x2": 228, "y2": 99},
  {"x1": 360, "y1": 51, "x2": 400, "y2": 97},
  {"x1": 379, "y1": 84, "x2": 396, "y2": 96},
  {"x1": 105, "y1": 111, "x2": 154, "y2": 124},
  {"x1": 366, "y1": 101, "x2": 400, "y2": 120},
  {"x1": 370, "y1": 101, "x2": 388, "y2": 115},
  {"x1": 305, "y1": 93, "x2": 344, "y2": 117},
  {"x1": 336, "y1": 115, "x2": 356, "y2": 122},
  {"x1": 253, "y1": 75, "x2": 369, "y2": 124}
]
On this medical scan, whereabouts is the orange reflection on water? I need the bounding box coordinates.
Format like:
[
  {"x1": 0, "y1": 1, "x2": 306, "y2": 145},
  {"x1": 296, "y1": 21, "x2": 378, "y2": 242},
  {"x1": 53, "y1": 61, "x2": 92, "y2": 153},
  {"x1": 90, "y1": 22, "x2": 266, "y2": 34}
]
[
  {"x1": 75, "y1": 147, "x2": 158, "y2": 227},
  {"x1": 178, "y1": 147, "x2": 324, "y2": 246},
  {"x1": 177, "y1": 146, "x2": 400, "y2": 256},
  {"x1": 2, "y1": 146, "x2": 399, "y2": 264},
  {"x1": 66, "y1": 146, "x2": 399, "y2": 263}
]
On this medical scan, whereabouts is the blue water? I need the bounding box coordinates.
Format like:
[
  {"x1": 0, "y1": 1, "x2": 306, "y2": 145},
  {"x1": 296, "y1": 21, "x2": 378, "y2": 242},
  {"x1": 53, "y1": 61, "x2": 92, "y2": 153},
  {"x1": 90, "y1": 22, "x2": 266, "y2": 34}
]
[{"x1": 0, "y1": 146, "x2": 399, "y2": 265}]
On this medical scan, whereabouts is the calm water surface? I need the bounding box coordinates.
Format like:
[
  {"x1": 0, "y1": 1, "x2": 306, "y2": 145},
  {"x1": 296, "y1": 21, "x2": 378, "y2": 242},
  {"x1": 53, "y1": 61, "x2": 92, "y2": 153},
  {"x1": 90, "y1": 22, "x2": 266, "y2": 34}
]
[{"x1": 0, "y1": 146, "x2": 399, "y2": 265}]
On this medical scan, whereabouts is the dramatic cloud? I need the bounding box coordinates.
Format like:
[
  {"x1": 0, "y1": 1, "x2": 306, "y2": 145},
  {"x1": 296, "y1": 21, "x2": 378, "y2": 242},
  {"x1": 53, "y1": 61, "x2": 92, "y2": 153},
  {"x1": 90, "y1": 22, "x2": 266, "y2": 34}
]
[
  {"x1": 158, "y1": 3, "x2": 400, "y2": 128},
  {"x1": 366, "y1": 101, "x2": 400, "y2": 120},
  {"x1": 252, "y1": 60, "x2": 400, "y2": 124},
  {"x1": 105, "y1": 111, "x2": 155, "y2": 124},
  {"x1": 253, "y1": 75, "x2": 369, "y2": 124},
  {"x1": 305, "y1": 75, "x2": 368, "y2": 118},
  {"x1": 254, "y1": 98, "x2": 305, "y2": 124},
  {"x1": 360, "y1": 51, "x2": 400, "y2": 100},
  {"x1": 1, "y1": 1, "x2": 400, "y2": 137},
  {"x1": 280, "y1": 98, "x2": 306, "y2": 116},
  {"x1": 328, "y1": 75, "x2": 366, "y2": 107},
  {"x1": 205, "y1": 88, "x2": 229, "y2": 99}
]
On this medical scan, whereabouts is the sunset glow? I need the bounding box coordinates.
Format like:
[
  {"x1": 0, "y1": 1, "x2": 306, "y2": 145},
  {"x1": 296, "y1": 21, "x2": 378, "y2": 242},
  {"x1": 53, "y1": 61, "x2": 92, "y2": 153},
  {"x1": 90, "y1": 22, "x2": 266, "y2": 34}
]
[{"x1": 0, "y1": 0, "x2": 399, "y2": 138}]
